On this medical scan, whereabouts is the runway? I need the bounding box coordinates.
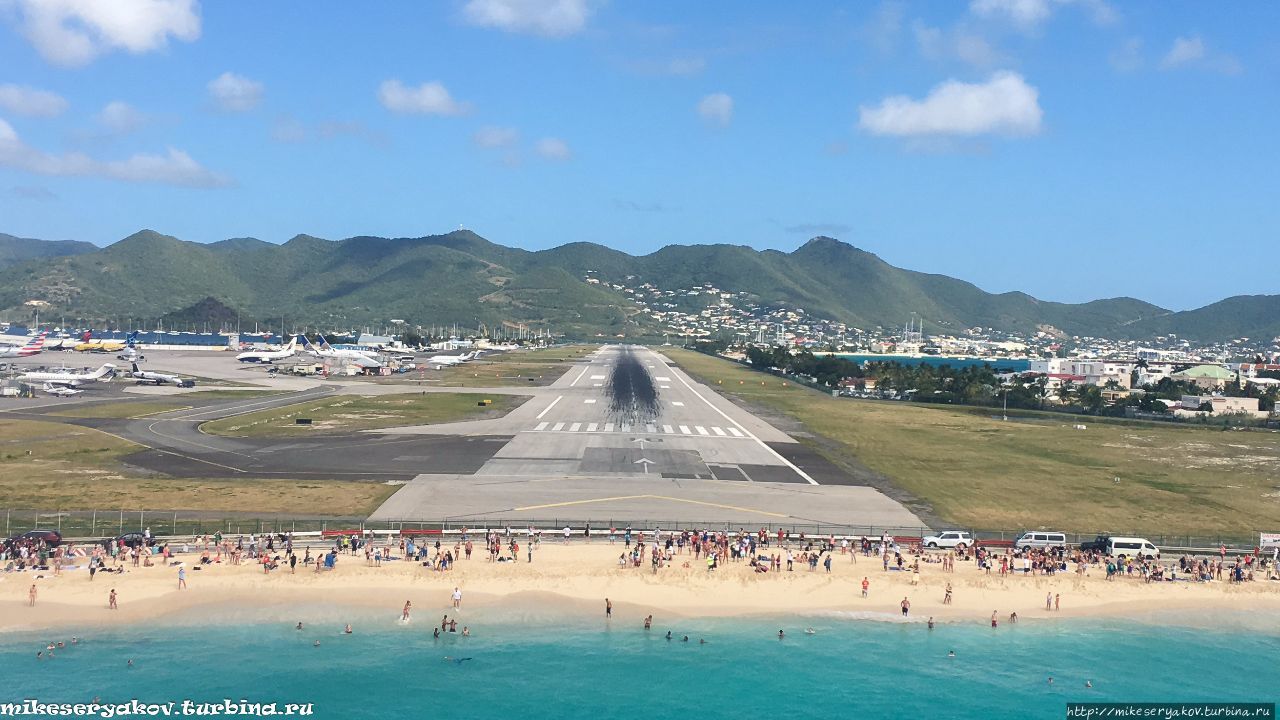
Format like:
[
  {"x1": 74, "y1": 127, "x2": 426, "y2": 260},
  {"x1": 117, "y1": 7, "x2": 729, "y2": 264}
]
[{"x1": 370, "y1": 346, "x2": 927, "y2": 529}]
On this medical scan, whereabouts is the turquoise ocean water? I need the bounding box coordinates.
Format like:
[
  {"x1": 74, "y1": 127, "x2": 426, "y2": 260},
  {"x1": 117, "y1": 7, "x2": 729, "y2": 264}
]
[{"x1": 3, "y1": 609, "x2": 1276, "y2": 719}]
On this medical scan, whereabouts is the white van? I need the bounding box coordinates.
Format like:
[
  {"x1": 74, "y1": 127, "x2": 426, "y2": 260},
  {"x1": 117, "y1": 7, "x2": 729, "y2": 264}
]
[
  {"x1": 1014, "y1": 531, "x2": 1067, "y2": 551},
  {"x1": 1107, "y1": 537, "x2": 1160, "y2": 560}
]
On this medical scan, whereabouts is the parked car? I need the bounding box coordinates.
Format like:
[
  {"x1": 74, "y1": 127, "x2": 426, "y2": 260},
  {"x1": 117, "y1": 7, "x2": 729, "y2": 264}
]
[
  {"x1": 5, "y1": 529, "x2": 63, "y2": 548},
  {"x1": 1079, "y1": 535, "x2": 1111, "y2": 553},
  {"x1": 1014, "y1": 531, "x2": 1067, "y2": 551},
  {"x1": 922, "y1": 531, "x2": 973, "y2": 549},
  {"x1": 1107, "y1": 536, "x2": 1160, "y2": 561},
  {"x1": 104, "y1": 532, "x2": 153, "y2": 549}
]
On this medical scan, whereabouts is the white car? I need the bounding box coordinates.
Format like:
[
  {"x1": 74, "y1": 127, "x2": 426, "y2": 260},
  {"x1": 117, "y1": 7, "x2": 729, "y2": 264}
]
[{"x1": 922, "y1": 531, "x2": 973, "y2": 549}]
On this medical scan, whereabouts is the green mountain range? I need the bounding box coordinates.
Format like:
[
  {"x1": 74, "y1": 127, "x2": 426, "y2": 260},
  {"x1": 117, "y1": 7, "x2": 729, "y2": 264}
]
[
  {"x1": 0, "y1": 229, "x2": 1275, "y2": 342},
  {"x1": 0, "y1": 233, "x2": 96, "y2": 270}
]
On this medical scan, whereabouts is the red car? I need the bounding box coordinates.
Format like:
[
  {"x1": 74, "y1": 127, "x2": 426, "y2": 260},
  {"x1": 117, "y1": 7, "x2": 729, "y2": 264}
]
[{"x1": 6, "y1": 529, "x2": 63, "y2": 548}]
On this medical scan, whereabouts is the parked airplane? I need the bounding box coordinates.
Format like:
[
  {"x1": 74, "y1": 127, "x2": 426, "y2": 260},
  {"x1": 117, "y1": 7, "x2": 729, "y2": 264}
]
[
  {"x1": 116, "y1": 332, "x2": 144, "y2": 362},
  {"x1": 236, "y1": 336, "x2": 299, "y2": 363},
  {"x1": 302, "y1": 335, "x2": 383, "y2": 369},
  {"x1": 74, "y1": 331, "x2": 126, "y2": 353},
  {"x1": 42, "y1": 383, "x2": 83, "y2": 397},
  {"x1": 0, "y1": 332, "x2": 46, "y2": 358},
  {"x1": 129, "y1": 362, "x2": 194, "y2": 387},
  {"x1": 20, "y1": 363, "x2": 116, "y2": 387},
  {"x1": 426, "y1": 350, "x2": 479, "y2": 368}
]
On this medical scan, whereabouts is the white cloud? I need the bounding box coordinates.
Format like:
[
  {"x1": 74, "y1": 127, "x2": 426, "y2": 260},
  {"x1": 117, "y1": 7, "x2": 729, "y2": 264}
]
[
  {"x1": 1161, "y1": 36, "x2": 1204, "y2": 69},
  {"x1": 697, "y1": 92, "x2": 733, "y2": 127},
  {"x1": 95, "y1": 100, "x2": 146, "y2": 134},
  {"x1": 969, "y1": 0, "x2": 1051, "y2": 30},
  {"x1": 461, "y1": 0, "x2": 593, "y2": 38},
  {"x1": 0, "y1": 116, "x2": 228, "y2": 187},
  {"x1": 9, "y1": 0, "x2": 200, "y2": 67},
  {"x1": 271, "y1": 115, "x2": 308, "y2": 143},
  {"x1": 914, "y1": 22, "x2": 1003, "y2": 67},
  {"x1": 473, "y1": 126, "x2": 519, "y2": 148},
  {"x1": 969, "y1": 0, "x2": 1116, "y2": 31},
  {"x1": 534, "y1": 137, "x2": 571, "y2": 161},
  {"x1": 378, "y1": 80, "x2": 469, "y2": 116},
  {"x1": 858, "y1": 71, "x2": 1042, "y2": 137},
  {"x1": 1109, "y1": 37, "x2": 1142, "y2": 72},
  {"x1": 1159, "y1": 35, "x2": 1242, "y2": 75},
  {"x1": 0, "y1": 84, "x2": 68, "y2": 117},
  {"x1": 208, "y1": 72, "x2": 263, "y2": 112}
]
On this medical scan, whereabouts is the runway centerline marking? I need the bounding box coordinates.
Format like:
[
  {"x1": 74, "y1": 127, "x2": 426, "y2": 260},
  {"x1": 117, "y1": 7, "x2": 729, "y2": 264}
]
[
  {"x1": 569, "y1": 366, "x2": 590, "y2": 387},
  {"x1": 536, "y1": 395, "x2": 563, "y2": 420},
  {"x1": 659, "y1": 348, "x2": 819, "y2": 486}
]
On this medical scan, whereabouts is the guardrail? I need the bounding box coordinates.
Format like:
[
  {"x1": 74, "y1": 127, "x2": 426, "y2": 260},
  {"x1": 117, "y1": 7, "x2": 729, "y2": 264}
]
[{"x1": 2, "y1": 510, "x2": 1269, "y2": 554}]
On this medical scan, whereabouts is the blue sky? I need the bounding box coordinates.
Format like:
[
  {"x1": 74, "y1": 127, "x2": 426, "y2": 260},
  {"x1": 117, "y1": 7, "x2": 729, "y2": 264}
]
[{"x1": 0, "y1": 1, "x2": 1275, "y2": 310}]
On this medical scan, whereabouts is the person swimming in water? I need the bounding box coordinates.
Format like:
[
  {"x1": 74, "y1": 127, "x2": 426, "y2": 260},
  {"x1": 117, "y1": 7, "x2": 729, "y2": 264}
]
[
  {"x1": 682, "y1": 636, "x2": 689, "y2": 642},
  {"x1": 778, "y1": 629, "x2": 785, "y2": 639},
  {"x1": 296, "y1": 622, "x2": 304, "y2": 631},
  {"x1": 313, "y1": 640, "x2": 320, "y2": 647},
  {"x1": 947, "y1": 650, "x2": 955, "y2": 658},
  {"x1": 344, "y1": 624, "x2": 352, "y2": 634},
  {"x1": 444, "y1": 656, "x2": 473, "y2": 664},
  {"x1": 665, "y1": 630, "x2": 672, "y2": 640},
  {"x1": 804, "y1": 628, "x2": 816, "y2": 635}
]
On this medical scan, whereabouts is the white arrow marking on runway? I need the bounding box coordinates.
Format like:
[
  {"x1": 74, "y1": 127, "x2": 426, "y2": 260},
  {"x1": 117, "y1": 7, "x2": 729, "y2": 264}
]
[
  {"x1": 635, "y1": 457, "x2": 655, "y2": 474},
  {"x1": 536, "y1": 395, "x2": 563, "y2": 420},
  {"x1": 633, "y1": 438, "x2": 647, "y2": 449}
]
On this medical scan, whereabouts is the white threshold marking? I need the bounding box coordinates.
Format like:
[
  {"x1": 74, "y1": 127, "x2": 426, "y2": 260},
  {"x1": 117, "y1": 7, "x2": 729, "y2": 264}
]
[
  {"x1": 672, "y1": 401, "x2": 684, "y2": 407},
  {"x1": 604, "y1": 423, "x2": 615, "y2": 432},
  {"x1": 586, "y1": 423, "x2": 598, "y2": 432},
  {"x1": 646, "y1": 424, "x2": 656, "y2": 433},
  {"x1": 662, "y1": 424, "x2": 674, "y2": 434},
  {"x1": 569, "y1": 423, "x2": 581, "y2": 432},
  {"x1": 668, "y1": 360, "x2": 818, "y2": 485},
  {"x1": 728, "y1": 427, "x2": 744, "y2": 437},
  {"x1": 712, "y1": 426, "x2": 727, "y2": 436},
  {"x1": 551, "y1": 422, "x2": 565, "y2": 431},
  {"x1": 656, "y1": 376, "x2": 670, "y2": 382},
  {"x1": 660, "y1": 385, "x2": 670, "y2": 390},
  {"x1": 536, "y1": 395, "x2": 563, "y2": 420},
  {"x1": 679, "y1": 425, "x2": 691, "y2": 435},
  {"x1": 534, "y1": 421, "x2": 548, "y2": 431},
  {"x1": 620, "y1": 423, "x2": 631, "y2": 432},
  {"x1": 695, "y1": 426, "x2": 709, "y2": 436},
  {"x1": 584, "y1": 399, "x2": 596, "y2": 404}
]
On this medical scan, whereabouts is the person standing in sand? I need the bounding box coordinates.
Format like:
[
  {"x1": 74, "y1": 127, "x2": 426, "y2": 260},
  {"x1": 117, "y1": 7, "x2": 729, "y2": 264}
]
[
  {"x1": 605, "y1": 598, "x2": 612, "y2": 618},
  {"x1": 402, "y1": 601, "x2": 412, "y2": 622},
  {"x1": 861, "y1": 577, "x2": 869, "y2": 598},
  {"x1": 1054, "y1": 593, "x2": 1060, "y2": 611},
  {"x1": 28, "y1": 584, "x2": 37, "y2": 607},
  {"x1": 1045, "y1": 592, "x2": 1052, "y2": 611},
  {"x1": 452, "y1": 587, "x2": 462, "y2": 609},
  {"x1": 900, "y1": 597, "x2": 911, "y2": 617},
  {"x1": 109, "y1": 589, "x2": 117, "y2": 610},
  {"x1": 990, "y1": 611, "x2": 997, "y2": 628}
]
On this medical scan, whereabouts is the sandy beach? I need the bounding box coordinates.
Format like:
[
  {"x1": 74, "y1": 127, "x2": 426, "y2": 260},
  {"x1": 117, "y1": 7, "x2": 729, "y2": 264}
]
[{"x1": 5, "y1": 542, "x2": 1279, "y2": 633}]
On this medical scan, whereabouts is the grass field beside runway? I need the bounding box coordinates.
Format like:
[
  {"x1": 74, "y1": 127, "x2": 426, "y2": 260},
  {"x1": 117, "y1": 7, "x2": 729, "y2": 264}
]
[
  {"x1": 0, "y1": 419, "x2": 395, "y2": 513},
  {"x1": 199, "y1": 392, "x2": 523, "y2": 437},
  {"x1": 665, "y1": 348, "x2": 1280, "y2": 536},
  {"x1": 48, "y1": 401, "x2": 194, "y2": 419}
]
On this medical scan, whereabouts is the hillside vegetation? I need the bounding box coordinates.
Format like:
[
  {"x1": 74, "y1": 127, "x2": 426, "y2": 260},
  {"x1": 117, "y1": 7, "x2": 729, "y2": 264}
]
[{"x1": 1, "y1": 229, "x2": 1275, "y2": 341}]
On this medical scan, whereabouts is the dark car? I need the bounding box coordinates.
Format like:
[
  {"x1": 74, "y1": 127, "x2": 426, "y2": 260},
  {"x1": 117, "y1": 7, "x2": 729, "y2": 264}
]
[
  {"x1": 104, "y1": 532, "x2": 153, "y2": 549},
  {"x1": 1079, "y1": 535, "x2": 1110, "y2": 553},
  {"x1": 6, "y1": 529, "x2": 63, "y2": 548}
]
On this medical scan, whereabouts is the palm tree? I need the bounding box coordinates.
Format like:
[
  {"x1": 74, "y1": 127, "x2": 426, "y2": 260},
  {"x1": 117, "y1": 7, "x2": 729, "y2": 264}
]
[{"x1": 1057, "y1": 379, "x2": 1076, "y2": 405}]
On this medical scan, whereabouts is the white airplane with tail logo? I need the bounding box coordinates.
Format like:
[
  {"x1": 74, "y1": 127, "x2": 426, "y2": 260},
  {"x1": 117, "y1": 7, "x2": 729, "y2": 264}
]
[
  {"x1": 0, "y1": 332, "x2": 47, "y2": 358},
  {"x1": 20, "y1": 363, "x2": 116, "y2": 387}
]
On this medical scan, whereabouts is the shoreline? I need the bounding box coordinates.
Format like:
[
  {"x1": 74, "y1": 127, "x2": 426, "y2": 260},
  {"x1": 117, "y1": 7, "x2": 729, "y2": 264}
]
[{"x1": 4, "y1": 544, "x2": 1279, "y2": 635}]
